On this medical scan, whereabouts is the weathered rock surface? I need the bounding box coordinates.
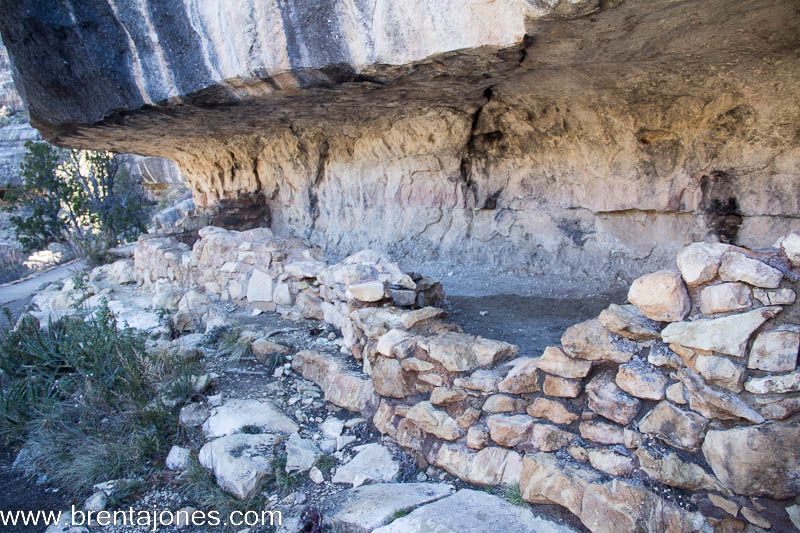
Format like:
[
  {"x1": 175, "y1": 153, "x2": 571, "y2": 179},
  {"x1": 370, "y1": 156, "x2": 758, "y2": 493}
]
[
  {"x1": 638, "y1": 401, "x2": 707, "y2": 451},
  {"x1": 598, "y1": 304, "x2": 661, "y2": 341},
  {"x1": 748, "y1": 327, "x2": 799, "y2": 372},
  {"x1": 285, "y1": 433, "x2": 322, "y2": 473},
  {"x1": 676, "y1": 242, "x2": 729, "y2": 286},
  {"x1": 702, "y1": 422, "x2": 800, "y2": 499},
  {"x1": 332, "y1": 443, "x2": 399, "y2": 487},
  {"x1": 718, "y1": 252, "x2": 783, "y2": 288},
  {"x1": 202, "y1": 399, "x2": 298, "y2": 438},
  {"x1": 561, "y1": 320, "x2": 637, "y2": 363},
  {"x1": 661, "y1": 307, "x2": 781, "y2": 357},
  {"x1": 198, "y1": 433, "x2": 277, "y2": 499},
  {"x1": 405, "y1": 401, "x2": 463, "y2": 441},
  {"x1": 424, "y1": 332, "x2": 517, "y2": 372},
  {"x1": 699, "y1": 282, "x2": 752, "y2": 315},
  {"x1": 585, "y1": 371, "x2": 640, "y2": 425},
  {"x1": 323, "y1": 483, "x2": 453, "y2": 533},
  {"x1": 292, "y1": 350, "x2": 378, "y2": 414},
  {"x1": 374, "y1": 488, "x2": 577, "y2": 533}
]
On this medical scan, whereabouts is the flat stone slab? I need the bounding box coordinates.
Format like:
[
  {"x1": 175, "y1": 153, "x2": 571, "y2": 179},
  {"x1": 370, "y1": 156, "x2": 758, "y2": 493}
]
[
  {"x1": 332, "y1": 443, "x2": 399, "y2": 487},
  {"x1": 198, "y1": 433, "x2": 277, "y2": 500},
  {"x1": 373, "y1": 489, "x2": 578, "y2": 533},
  {"x1": 323, "y1": 483, "x2": 454, "y2": 532},
  {"x1": 202, "y1": 399, "x2": 299, "y2": 438}
]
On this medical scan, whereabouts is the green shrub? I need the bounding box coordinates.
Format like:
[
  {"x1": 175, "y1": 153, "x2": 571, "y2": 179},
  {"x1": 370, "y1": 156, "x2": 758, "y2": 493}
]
[
  {"x1": 7, "y1": 141, "x2": 151, "y2": 261},
  {"x1": 0, "y1": 304, "x2": 188, "y2": 494}
]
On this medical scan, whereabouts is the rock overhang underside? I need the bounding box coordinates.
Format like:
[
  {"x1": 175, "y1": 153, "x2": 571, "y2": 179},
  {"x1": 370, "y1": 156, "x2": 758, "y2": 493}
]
[{"x1": 1, "y1": 0, "x2": 799, "y2": 290}]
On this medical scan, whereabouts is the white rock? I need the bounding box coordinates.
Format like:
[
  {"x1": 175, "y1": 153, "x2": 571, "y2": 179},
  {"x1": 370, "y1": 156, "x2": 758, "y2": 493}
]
[
  {"x1": 346, "y1": 281, "x2": 387, "y2": 302},
  {"x1": 166, "y1": 446, "x2": 190, "y2": 470},
  {"x1": 695, "y1": 355, "x2": 744, "y2": 392},
  {"x1": 83, "y1": 491, "x2": 108, "y2": 512},
  {"x1": 780, "y1": 232, "x2": 800, "y2": 266},
  {"x1": 699, "y1": 282, "x2": 751, "y2": 315},
  {"x1": 627, "y1": 270, "x2": 690, "y2": 322},
  {"x1": 661, "y1": 306, "x2": 782, "y2": 357},
  {"x1": 198, "y1": 434, "x2": 277, "y2": 499},
  {"x1": 285, "y1": 433, "x2": 323, "y2": 473},
  {"x1": 320, "y1": 417, "x2": 345, "y2": 440},
  {"x1": 309, "y1": 467, "x2": 325, "y2": 484},
  {"x1": 332, "y1": 443, "x2": 399, "y2": 487},
  {"x1": 676, "y1": 242, "x2": 729, "y2": 286},
  {"x1": 718, "y1": 251, "x2": 783, "y2": 288},
  {"x1": 246, "y1": 269, "x2": 273, "y2": 302},
  {"x1": 744, "y1": 371, "x2": 800, "y2": 394},
  {"x1": 748, "y1": 327, "x2": 799, "y2": 372},
  {"x1": 203, "y1": 399, "x2": 299, "y2": 438}
]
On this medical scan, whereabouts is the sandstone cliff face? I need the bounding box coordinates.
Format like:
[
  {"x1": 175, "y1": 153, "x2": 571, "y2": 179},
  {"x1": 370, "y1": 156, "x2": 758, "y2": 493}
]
[{"x1": 1, "y1": 0, "x2": 798, "y2": 290}]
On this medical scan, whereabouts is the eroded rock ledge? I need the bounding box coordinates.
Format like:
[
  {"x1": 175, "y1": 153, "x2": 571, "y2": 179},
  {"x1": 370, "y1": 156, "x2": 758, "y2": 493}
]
[
  {"x1": 2, "y1": 0, "x2": 799, "y2": 289},
  {"x1": 33, "y1": 225, "x2": 792, "y2": 531}
]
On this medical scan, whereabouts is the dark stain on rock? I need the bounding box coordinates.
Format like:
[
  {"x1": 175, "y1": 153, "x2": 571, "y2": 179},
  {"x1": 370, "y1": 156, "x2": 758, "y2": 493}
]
[{"x1": 700, "y1": 170, "x2": 742, "y2": 244}]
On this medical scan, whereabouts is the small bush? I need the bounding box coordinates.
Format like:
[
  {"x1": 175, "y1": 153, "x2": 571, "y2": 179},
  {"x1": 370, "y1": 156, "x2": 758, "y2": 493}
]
[
  {"x1": 0, "y1": 304, "x2": 189, "y2": 494},
  {"x1": 219, "y1": 328, "x2": 252, "y2": 360}
]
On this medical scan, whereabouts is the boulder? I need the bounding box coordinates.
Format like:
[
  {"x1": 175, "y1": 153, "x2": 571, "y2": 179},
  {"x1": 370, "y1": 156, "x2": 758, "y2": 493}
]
[
  {"x1": 718, "y1": 251, "x2": 783, "y2": 288},
  {"x1": 527, "y1": 398, "x2": 579, "y2": 425},
  {"x1": 744, "y1": 371, "x2": 800, "y2": 394},
  {"x1": 487, "y1": 414, "x2": 533, "y2": 447},
  {"x1": 585, "y1": 371, "x2": 640, "y2": 425},
  {"x1": 677, "y1": 368, "x2": 764, "y2": 423},
  {"x1": 561, "y1": 319, "x2": 638, "y2": 363},
  {"x1": 702, "y1": 421, "x2": 800, "y2": 499},
  {"x1": 661, "y1": 306, "x2": 782, "y2": 357},
  {"x1": 627, "y1": 270, "x2": 690, "y2": 322},
  {"x1": 699, "y1": 282, "x2": 752, "y2": 315},
  {"x1": 198, "y1": 433, "x2": 277, "y2": 499},
  {"x1": 251, "y1": 338, "x2": 290, "y2": 362},
  {"x1": 373, "y1": 489, "x2": 577, "y2": 533},
  {"x1": 202, "y1": 399, "x2": 298, "y2": 438},
  {"x1": 694, "y1": 355, "x2": 744, "y2": 392},
  {"x1": 285, "y1": 433, "x2": 322, "y2": 473},
  {"x1": 332, "y1": 443, "x2": 399, "y2": 487},
  {"x1": 614, "y1": 358, "x2": 668, "y2": 400},
  {"x1": 423, "y1": 332, "x2": 518, "y2": 372},
  {"x1": 676, "y1": 242, "x2": 729, "y2": 286},
  {"x1": 634, "y1": 447, "x2": 724, "y2": 492},
  {"x1": 532, "y1": 346, "x2": 592, "y2": 378},
  {"x1": 748, "y1": 326, "x2": 800, "y2": 372},
  {"x1": 404, "y1": 401, "x2": 463, "y2": 440},
  {"x1": 638, "y1": 401, "x2": 707, "y2": 451},
  {"x1": 323, "y1": 483, "x2": 453, "y2": 533},
  {"x1": 346, "y1": 280, "x2": 387, "y2": 302},
  {"x1": 598, "y1": 304, "x2": 661, "y2": 341}
]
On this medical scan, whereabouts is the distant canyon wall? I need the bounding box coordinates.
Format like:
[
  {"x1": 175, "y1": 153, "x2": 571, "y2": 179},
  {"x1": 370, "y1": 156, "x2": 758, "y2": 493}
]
[{"x1": 1, "y1": 0, "x2": 798, "y2": 290}]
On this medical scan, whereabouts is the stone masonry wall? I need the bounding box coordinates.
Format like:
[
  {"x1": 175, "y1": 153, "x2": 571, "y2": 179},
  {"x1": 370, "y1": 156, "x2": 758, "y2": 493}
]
[{"x1": 134, "y1": 229, "x2": 800, "y2": 532}]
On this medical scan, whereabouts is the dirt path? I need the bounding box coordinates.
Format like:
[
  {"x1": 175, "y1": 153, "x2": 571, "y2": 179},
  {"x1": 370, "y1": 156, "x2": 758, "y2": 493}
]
[{"x1": 0, "y1": 260, "x2": 86, "y2": 320}]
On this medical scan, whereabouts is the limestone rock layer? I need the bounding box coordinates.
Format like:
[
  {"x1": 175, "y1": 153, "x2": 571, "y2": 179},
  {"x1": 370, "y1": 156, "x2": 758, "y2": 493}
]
[{"x1": 1, "y1": 0, "x2": 799, "y2": 289}]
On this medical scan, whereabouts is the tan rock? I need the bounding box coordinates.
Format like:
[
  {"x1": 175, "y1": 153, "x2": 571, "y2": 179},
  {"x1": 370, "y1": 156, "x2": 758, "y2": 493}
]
[
  {"x1": 744, "y1": 371, "x2": 800, "y2": 394},
  {"x1": 519, "y1": 453, "x2": 602, "y2": 517},
  {"x1": 527, "y1": 398, "x2": 578, "y2": 425},
  {"x1": 532, "y1": 346, "x2": 592, "y2": 378},
  {"x1": 251, "y1": 338, "x2": 290, "y2": 363},
  {"x1": 647, "y1": 343, "x2": 683, "y2": 369},
  {"x1": 578, "y1": 420, "x2": 626, "y2": 445},
  {"x1": 371, "y1": 357, "x2": 411, "y2": 398},
  {"x1": 424, "y1": 332, "x2": 518, "y2": 372},
  {"x1": 638, "y1": 401, "x2": 707, "y2": 451},
  {"x1": 661, "y1": 306, "x2": 782, "y2": 357},
  {"x1": 456, "y1": 407, "x2": 482, "y2": 430},
  {"x1": 373, "y1": 401, "x2": 398, "y2": 437},
  {"x1": 542, "y1": 375, "x2": 582, "y2": 398},
  {"x1": 587, "y1": 448, "x2": 635, "y2": 476},
  {"x1": 467, "y1": 426, "x2": 489, "y2": 450},
  {"x1": 677, "y1": 368, "x2": 764, "y2": 423},
  {"x1": 497, "y1": 357, "x2": 540, "y2": 394},
  {"x1": 665, "y1": 382, "x2": 687, "y2": 404},
  {"x1": 585, "y1": 371, "x2": 640, "y2": 425},
  {"x1": 615, "y1": 358, "x2": 668, "y2": 400},
  {"x1": 400, "y1": 307, "x2": 447, "y2": 329},
  {"x1": 741, "y1": 507, "x2": 771, "y2": 529},
  {"x1": 708, "y1": 494, "x2": 739, "y2": 517},
  {"x1": 754, "y1": 395, "x2": 800, "y2": 420},
  {"x1": 753, "y1": 287, "x2": 796, "y2": 305},
  {"x1": 699, "y1": 282, "x2": 752, "y2": 315},
  {"x1": 376, "y1": 328, "x2": 413, "y2": 358},
  {"x1": 635, "y1": 446, "x2": 724, "y2": 492},
  {"x1": 627, "y1": 270, "x2": 690, "y2": 322},
  {"x1": 694, "y1": 355, "x2": 744, "y2": 392},
  {"x1": 561, "y1": 319, "x2": 638, "y2": 363},
  {"x1": 482, "y1": 394, "x2": 526, "y2": 413},
  {"x1": 719, "y1": 251, "x2": 783, "y2": 288},
  {"x1": 453, "y1": 369, "x2": 501, "y2": 394},
  {"x1": 292, "y1": 350, "x2": 378, "y2": 414},
  {"x1": 676, "y1": 242, "x2": 729, "y2": 286},
  {"x1": 434, "y1": 445, "x2": 522, "y2": 487},
  {"x1": 405, "y1": 401, "x2": 463, "y2": 440},
  {"x1": 430, "y1": 387, "x2": 467, "y2": 405},
  {"x1": 598, "y1": 304, "x2": 661, "y2": 341},
  {"x1": 487, "y1": 414, "x2": 533, "y2": 447},
  {"x1": 748, "y1": 327, "x2": 800, "y2": 372},
  {"x1": 530, "y1": 424, "x2": 574, "y2": 452},
  {"x1": 400, "y1": 357, "x2": 434, "y2": 372},
  {"x1": 346, "y1": 280, "x2": 387, "y2": 302}
]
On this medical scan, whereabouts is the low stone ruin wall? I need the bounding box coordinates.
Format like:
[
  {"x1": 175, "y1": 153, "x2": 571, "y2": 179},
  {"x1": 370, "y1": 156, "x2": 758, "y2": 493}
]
[{"x1": 134, "y1": 228, "x2": 800, "y2": 532}]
